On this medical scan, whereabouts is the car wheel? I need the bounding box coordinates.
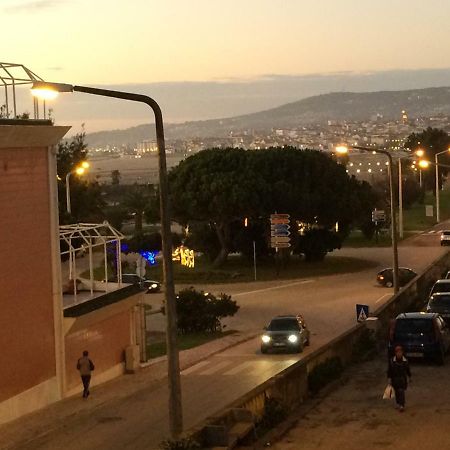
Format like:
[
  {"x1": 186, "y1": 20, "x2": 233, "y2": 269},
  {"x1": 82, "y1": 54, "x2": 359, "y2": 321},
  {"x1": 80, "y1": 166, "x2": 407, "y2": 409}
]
[
  {"x1": 295, "y1": 344, "x2": 304, "y2": 354},
  {"x1": 305, "y1": 338, "x2": 310, "y2": 346},
  {"x1": 261, "y1": 347, "x2": 268, "y2": 354},
  {"x1": 385, "y1": 281, "x2": 393, "y2": 288},
  {"x1": 436, "y1": 348, "x2": 445, "y2": 365}
]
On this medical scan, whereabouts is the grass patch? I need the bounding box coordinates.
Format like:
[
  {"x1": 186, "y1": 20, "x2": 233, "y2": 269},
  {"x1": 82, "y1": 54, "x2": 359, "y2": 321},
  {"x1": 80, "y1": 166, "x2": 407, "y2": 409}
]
[
  {"x1": 343, "y1": 230, "x2": 416, "y2": 248},
  {"x1": 146, "y1": 330, "x2": 236, "y2": 359},
  {"x1": 144, "y1": 254, "x2": 377, "y2": 284}
]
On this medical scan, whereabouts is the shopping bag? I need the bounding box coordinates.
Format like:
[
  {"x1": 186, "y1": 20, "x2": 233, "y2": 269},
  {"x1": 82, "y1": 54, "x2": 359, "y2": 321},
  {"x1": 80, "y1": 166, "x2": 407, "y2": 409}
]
[{"x1": 382, "y1": 384, "x2": 393, "y2": 400}]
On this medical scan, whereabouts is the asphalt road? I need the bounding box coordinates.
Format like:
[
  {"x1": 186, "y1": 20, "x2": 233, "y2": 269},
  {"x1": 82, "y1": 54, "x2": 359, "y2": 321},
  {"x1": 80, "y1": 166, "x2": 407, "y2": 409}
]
[{"x1": 8, "y1": 231, "x2": 450, "y2": 449}]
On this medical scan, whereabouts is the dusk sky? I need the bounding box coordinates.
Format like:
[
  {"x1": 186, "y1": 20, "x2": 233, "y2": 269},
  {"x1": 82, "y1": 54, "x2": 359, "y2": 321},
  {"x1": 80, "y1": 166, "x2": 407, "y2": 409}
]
[{"x1": 2, "y1": 0, "x2": 450, "y2": 132}]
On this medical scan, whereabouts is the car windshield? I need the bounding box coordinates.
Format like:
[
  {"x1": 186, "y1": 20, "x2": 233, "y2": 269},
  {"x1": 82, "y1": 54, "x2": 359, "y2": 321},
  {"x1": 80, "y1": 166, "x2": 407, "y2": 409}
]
[
  {"x1": 394, "y1": 319, "x2": 434, "y2": 341},
  {"x1": 430, "y1": 295, "x2": 450, "y2": 308},
  {"x1": 431, "y1": 283, "x2": 450, "y2": 294},
  {"x1": 268, "y1": 318, "x2": 299, "y2": 331},
  {"x1": 442, "y1": 231, "x2": 450, "y2": 236}
]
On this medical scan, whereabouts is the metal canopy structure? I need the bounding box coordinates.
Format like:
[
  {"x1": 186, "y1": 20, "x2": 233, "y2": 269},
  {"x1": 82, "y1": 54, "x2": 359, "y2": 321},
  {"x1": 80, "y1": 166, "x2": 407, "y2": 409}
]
[
  {"x1": 0, "y1": 62, "x2": 46, "y2": 119},
  {"x1": 60, "y1": 222, "x2": 124, "y2": 304}
]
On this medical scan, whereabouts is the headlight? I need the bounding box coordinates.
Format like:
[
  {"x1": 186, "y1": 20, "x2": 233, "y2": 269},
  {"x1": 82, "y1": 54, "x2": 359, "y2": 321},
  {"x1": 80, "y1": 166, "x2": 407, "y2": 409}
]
[
  {"x1": 261, "y1": 335, "x2": 271, "y2": 343},
  {"x1": 378, "y1": 275, "x2": 384, "y2": 280},
  {"x1": 288, "y1": 334, "x2": 298, "y2": 343},
  {"x1": 151, "y1": 283, "x2": 158, "y2": 288}
]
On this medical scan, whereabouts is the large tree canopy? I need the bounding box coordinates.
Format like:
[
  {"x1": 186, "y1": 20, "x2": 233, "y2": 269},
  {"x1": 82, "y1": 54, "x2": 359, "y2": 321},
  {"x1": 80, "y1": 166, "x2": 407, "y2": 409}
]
[
  {"x1": 169, "y1": 147, "x2": 375, "y2": 266},
  {"x1": 404, "y1": 127, "x2": 450, "y2": 192}
]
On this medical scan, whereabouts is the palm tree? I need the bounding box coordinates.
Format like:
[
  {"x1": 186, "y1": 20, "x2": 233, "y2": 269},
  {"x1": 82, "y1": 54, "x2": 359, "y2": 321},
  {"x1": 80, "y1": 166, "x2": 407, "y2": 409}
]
[{"x1": 123, "y1": 184, "x2": 151, "y2": 235}]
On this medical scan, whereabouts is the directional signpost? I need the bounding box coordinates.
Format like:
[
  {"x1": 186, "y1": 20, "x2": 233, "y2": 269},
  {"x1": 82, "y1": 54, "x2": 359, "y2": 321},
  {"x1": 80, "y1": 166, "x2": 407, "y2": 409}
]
[{"x1": 270, "y1": 214, "x2": 291, "y2": 249}]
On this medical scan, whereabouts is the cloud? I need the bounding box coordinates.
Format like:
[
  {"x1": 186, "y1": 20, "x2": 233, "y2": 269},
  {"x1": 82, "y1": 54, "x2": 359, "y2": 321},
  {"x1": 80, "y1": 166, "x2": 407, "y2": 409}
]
[{"x1": 3, "y1": 0, "x2": 63, "y2": 13}]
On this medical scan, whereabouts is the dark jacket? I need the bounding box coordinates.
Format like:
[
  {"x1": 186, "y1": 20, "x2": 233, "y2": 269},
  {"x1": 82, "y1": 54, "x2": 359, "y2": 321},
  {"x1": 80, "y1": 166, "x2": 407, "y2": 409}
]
[{"x1": 387, "y1": 356, "x2": 411, "y2": 389}]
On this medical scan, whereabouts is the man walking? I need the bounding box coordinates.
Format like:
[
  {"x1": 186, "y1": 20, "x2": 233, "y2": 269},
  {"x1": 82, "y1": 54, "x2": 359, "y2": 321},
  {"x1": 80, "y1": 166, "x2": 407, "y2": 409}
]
[
  {"x1": 387, "y1": 345, "x2": 411, "y2": 412},
  {"x1": 77, "y1": 350, "x2": 95, "y2": 398}
]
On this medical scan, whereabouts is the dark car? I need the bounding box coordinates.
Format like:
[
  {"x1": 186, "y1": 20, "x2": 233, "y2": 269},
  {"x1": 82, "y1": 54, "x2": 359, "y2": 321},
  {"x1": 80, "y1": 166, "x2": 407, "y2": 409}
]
[
  {"x1": 112, "y1": 273, "x2": 161, "y2": 293},
  {"x1": 388, "y1": 312, "x2": 450, "y2": 364},
  {"x1": 261, "y1": 315, "x2": 310, "y2": 354},
  {"x1": 429, "y1": 279, "x2": 450, "y2": 297},
  {"x1": 427, "y1": 293, "x2": 450, "y2": 323},
  {"x1": 376, "y1": 267, "x2": 417, "y2": 287}
]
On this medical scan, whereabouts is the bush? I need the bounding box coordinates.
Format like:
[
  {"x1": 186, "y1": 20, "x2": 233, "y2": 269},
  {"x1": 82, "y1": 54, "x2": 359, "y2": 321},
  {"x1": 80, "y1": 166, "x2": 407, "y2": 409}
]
[
  {"x1": 159, "y1": 438, "x2": 200, "y2": 450},
  {"x1": 176, "y1": 288, "x2": 239, "y2": 334},
  {"x1": 307, "y1": 357, "x2": 343, "y2": 395},
  {"x1": 294, "y1": 229, "x2": 342, "y2": 262}
]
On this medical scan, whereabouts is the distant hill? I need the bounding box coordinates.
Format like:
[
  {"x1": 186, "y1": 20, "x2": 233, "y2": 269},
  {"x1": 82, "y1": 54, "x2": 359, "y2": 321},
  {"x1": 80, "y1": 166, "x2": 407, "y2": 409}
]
[{"x1": 85, "y1": 87, "x2": 450, "y2": 147}]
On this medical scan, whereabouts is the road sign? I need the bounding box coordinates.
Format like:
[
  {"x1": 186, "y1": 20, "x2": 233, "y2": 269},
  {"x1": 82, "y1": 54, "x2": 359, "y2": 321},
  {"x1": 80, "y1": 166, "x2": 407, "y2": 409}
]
[
  {"x1": 270, "y1": 214, "x2": 290, "y2": 220},
  {"x1": 426, "y1": 205, "x2": 434, "y2": 217},
  {"x1": 356, "y1": 304, "x2": 369, "y2": 322},
  {"x1": 271, "y1": 236, "x2": 291, "y2": 243},
  {"x1": 372, "y1": 209, "x2": 385, "y2": 223},
  {"x1": 271, "y1": 242, "x2": 291, "y2": 248}
]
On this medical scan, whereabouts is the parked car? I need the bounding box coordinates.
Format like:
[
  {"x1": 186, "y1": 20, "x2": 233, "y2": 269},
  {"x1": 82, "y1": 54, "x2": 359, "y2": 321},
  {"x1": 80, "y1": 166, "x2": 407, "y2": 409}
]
[
  {"x1": 444, "y1": 270, "x2": 450, "y2": 279},
  {"x1": 441, "y1": 230, "x2": 450, "y2": 246},
  {"x1": 110, "y1": 273, "x2": 161, "y2": 293},
  {"x1": 261, "y1": 315, "x2": 310, "y2": 354},
  {"x1": 429, "y1": 279, "x2": 450, "y2": 297},
  {"x1": 376, "y1": 267, "x2": 417, "y2": 287},
  {"x1": 388, "y1": 312, "x2": 450, "y2": 364},
  {"x1": 427, "y1": 293, "x2": 450, "y2": 324}
]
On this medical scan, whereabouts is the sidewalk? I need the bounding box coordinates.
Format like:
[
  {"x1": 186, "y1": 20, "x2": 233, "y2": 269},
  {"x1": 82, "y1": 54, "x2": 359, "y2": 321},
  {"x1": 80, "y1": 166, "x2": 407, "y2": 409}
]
[
  {"x1": 271, "y1": 355, "x2": 450, "y2": 450},
  {"x1": 0, "y1": 331, "x2": 256, "y2": 450}
]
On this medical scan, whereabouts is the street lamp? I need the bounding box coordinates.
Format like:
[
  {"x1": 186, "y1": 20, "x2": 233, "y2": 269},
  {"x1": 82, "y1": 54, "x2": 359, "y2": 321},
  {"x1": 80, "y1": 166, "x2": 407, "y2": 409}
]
[
  {"x1": 336, "y1": 144, "x2": 399, "y2": 294},
  {"x1": 435, "y1": 148, "x2": 450, "y2": 223},
  {"x1": 32, "y1": 81, "x2": 183, "y2": 437},
  {"x1": 65, "y1": 163, "x2": 88, "y2": 214}
]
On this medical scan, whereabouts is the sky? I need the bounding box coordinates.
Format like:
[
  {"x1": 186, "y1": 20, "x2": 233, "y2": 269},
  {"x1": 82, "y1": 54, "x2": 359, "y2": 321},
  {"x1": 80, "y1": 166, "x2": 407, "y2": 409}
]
[{"x1": 2, "y1": 0, "x2": 450, "y2": 132}]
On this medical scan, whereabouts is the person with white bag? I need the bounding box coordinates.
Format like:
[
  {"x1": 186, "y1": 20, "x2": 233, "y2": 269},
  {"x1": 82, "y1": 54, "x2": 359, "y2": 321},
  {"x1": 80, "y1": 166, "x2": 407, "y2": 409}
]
[{"x1": 387, "y1": 345, "x2": 411, "y2": 412}]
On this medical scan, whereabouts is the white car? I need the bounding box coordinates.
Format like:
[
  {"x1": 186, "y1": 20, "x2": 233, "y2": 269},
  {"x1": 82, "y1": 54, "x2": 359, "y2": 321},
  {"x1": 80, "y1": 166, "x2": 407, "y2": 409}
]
[{"x1": 441, "y1": 231, "x2": 450, "y2": 246}]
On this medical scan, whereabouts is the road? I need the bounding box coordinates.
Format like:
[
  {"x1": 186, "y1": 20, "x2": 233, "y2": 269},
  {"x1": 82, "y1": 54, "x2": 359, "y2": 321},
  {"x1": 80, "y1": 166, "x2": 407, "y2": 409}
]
[{"x1": 5, "y1": 230, "x2": 449, "y2": 449}]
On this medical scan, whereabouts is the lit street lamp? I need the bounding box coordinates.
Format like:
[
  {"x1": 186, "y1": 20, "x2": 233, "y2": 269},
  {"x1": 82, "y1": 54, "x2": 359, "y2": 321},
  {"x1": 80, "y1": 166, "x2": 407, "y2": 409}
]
[
  {"x1": 65, "y1": 162, "x2": 89, "y2": 214},
  {"x1": 32, "y1": 81, "x2": 183, "y2": 438},
  {"x1": 336, "y1": 144, "x2": 399, "y2": 294}
]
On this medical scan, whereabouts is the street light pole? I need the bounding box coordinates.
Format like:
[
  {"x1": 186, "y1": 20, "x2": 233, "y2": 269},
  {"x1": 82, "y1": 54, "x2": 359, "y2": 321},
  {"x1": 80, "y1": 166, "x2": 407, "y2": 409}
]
[
  {"x1": 434, "y1": 149, "x2": 450, "y2": 223},
  {"x1": 32, "y1": 82, "x2": 183, "y2": 437},
  {"x1": 398, "y1": 159, "x2": 403, "y2": 239},
  {"x1": 66, "y1": 171, "x2": 72, "y2": 214},
  {"x1": 351, "y1": 146, "x2": 399, "y2": 294}
]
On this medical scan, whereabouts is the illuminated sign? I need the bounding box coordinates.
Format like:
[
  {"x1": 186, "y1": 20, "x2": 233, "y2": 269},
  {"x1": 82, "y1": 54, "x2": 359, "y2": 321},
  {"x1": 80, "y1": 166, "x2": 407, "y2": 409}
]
[{"x1": 172, "y1": 246, "x2": 195, "y2": 268}]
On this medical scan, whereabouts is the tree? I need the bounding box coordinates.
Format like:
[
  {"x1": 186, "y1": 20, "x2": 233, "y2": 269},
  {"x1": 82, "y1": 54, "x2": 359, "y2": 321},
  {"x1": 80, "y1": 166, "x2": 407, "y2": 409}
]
[
  {"x1": 404, "y1": 127, "x2": 450, "y2": 193},
  {"x1": 123, "y1": 184, "x2": 152, "y2": 235},
  {"x1": 56, "y1": 133, "x2": 105, "y2": 224},
  {"x1": 169, "y1": 147, "x2": 376, "y2": 267}
]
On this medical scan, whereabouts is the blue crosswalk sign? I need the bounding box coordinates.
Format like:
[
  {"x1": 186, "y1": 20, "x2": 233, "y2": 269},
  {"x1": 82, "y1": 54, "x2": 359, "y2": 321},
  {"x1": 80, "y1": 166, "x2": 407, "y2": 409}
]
[{"x1": 356, "y1": 304, "x2": 369, "y2": 322}]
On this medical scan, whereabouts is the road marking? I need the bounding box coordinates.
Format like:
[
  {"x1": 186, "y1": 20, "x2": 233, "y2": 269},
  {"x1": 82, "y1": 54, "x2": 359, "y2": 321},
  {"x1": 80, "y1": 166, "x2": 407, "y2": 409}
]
[
  {"x1": 375, "y1": 293, "x2": 392, "y2": 304},
  {"x1": 181, "y1": 360, "x2": 210, "y2": 375},
  {"x1": 233, "y1": 279, "x2": 315, "y2": 298},
  {"x1": 198, "y1": 360, "x2": 231, "y2": 375},
  {"x1": 223, "y1": 361, "x2": 254, "y2": 375}
]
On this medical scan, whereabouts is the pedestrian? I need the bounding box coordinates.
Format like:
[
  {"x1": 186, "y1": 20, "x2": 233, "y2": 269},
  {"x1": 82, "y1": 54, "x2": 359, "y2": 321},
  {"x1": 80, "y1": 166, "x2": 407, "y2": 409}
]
[
  {"x1": 387, "y1": 345, "x2": 411, "y2": 412},
  {"x1": 77, "y1": 350, "x2": 95, "y2": 399}
]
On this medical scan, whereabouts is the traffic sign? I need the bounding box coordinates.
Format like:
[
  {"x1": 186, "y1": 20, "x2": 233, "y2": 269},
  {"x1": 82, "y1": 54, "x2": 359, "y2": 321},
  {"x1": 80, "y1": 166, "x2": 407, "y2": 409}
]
[
  {"x1": 271, "y1": 236, "x2": 291, "y2": 243},
  {"x1": 372, "y1": 209, "x2": 385, "y2": 223},
  {"x1": 356, "y1": 304, "x2": 369, "y2": 322},
  {"x1": 271, "y1": 242, "x2": 291, "y2": 248},
  {"x1": 270, "y1": 214, "x2": 290, "y2": 220}
]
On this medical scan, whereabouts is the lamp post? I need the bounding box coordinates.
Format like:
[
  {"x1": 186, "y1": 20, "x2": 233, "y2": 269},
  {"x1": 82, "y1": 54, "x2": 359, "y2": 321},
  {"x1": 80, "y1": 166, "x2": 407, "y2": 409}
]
[
  {"x1": 336, "y1": 145, "x2": 399, "y2": 293},
  {"x1": 32, "y1": 82, "x2": 183, "y2": 438},
  {"x1": 435, "y1": 148, "x2": 450, "y2": 223},
  {"x1": 65, "y1": 164, "x2": 88, "y2": 214}
]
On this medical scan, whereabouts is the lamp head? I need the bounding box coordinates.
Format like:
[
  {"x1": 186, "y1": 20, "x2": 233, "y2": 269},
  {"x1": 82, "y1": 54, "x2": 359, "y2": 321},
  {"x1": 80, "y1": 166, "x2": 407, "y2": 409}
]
[
  {"x1": 31, "y1": 81, "x2": 74, "y2": 100},
  {"x1": 335, "y1": 145, "x2": 349, "y2": 155},
  {"x1": 418, "y1": 160, "x2": 430, "y2": 169},
  {"x1": 75, "y1": 167, "x2": 85, "y2": 176},
  {"x1": 415, "y1": 149, "x2": 425, "y2": 158},
  {"x1": 80, "y1": 161, "x2": 90, "y2": 169}
]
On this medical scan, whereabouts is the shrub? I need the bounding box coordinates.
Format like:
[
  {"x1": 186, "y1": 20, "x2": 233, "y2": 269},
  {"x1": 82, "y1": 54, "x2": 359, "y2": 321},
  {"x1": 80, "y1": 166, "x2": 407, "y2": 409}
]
[
  {"x1": 257, "y1": 396, "x2": 287, "y2": 432},
  {"x1": 176, "y1": 288, "x2": 239, "y2": 334},
  {"x1": 307, "y1": 357, "x2": 343, "y2": 395},
  {"x1": 293, "y1": 229, "x2": 342, "y2": 262}
]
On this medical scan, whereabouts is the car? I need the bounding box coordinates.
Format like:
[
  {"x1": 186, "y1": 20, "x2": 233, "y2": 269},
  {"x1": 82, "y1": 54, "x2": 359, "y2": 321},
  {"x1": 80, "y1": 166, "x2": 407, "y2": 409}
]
[
  {"x1": 429, "y1": 279, "x2": 450, "y2": 297},
  {"x1": 427, "y1": 293, "x2": 450, "y2": 324},
  {"x1": 261, "y1": 315, "x2": 310, "y2": 354},
  {"x1": 388, "y1": 312, "x2": 450, "y2": 364},
  {"x1": 444, "y1": 270, "x2": 450, "y2": 280},
  {"x1": 440, "y1": 230, "x2": 450, "y2": 246},
  {"x1": 376, "y1": 267, "x2": 417, "y2": 288},
  {"x1": 111, "y1": 273, "x2": 161, "y2": 293}
]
